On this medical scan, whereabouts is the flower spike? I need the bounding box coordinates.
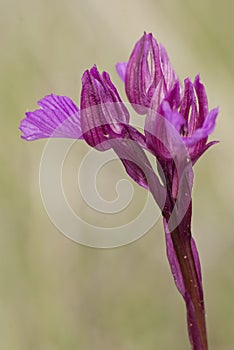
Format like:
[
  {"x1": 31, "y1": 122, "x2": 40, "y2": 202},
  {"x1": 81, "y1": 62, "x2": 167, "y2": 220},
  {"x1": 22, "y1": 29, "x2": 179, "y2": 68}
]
[{"x1": 19, "y1": 32, "x2": 219, "y2": 350}]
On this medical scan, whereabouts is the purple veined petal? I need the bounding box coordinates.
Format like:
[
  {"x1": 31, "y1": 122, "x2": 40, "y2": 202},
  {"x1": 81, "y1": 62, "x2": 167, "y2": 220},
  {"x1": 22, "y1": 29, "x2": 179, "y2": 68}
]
[
  {"x1": 144, "y1": 79, "x2": 169, "y2": 158},
  {"x1": 179, "y1": 77, "x2": 200, "y2": 139},
  {"x1": 37, "y1": 94, "x2": 78, "y2": 116},
  {"x1": 184, "y1": 107, "x2": 219, "y2": 148},
  {"x1": 194, "y1": 75, "x2": 208, "y2": 128},
  {"x1": 179, "y1": 78, "x2": 197, "y2": 123},
  {"x1": 19, "y1": 94, "x2": 83, "y2": 141},
  {"x1": 116, "y1": 62, "x2": 128, "y2": 82},
  {"x1": 159, "y1": 43, "x2": 177, "y2": 92},
  {"x1": 102, "y1": 70, "x2": 128, "y2": 112},
  {"x1": 164, "y1": 80, "x2": 181, "y2": 110},
  {"x1": 80, "y1": 66, "x2": 130, "y2": 151},
  {"x1": 125, "y1": 32, "x2": 163, "y2": 114},
  {"x1": 181, "y1": 76, "x2": 209, "y2": 136},
  {"x1": 150, "y1": 78, "x2": 166, "y2": 112}
]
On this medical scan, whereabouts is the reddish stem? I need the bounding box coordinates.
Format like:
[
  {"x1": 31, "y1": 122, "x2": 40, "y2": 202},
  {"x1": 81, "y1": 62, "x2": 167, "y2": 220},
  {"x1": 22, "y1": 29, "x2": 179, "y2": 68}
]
[{"x1": 170, "y1": 226, "x2": 208, "y2": 350}]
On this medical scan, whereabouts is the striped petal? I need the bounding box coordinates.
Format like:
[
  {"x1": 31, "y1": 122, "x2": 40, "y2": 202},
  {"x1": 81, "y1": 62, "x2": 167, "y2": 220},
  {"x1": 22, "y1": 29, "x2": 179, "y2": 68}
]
[{"x1": 19, "y1": 94, "x2": 82, "y2": 140}]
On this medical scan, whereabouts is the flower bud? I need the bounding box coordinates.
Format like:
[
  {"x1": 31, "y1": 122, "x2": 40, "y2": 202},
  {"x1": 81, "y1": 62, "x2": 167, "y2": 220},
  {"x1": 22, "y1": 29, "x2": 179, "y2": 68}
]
[{"x1": 80, "y1": 65, "x2": 129, "y2": 150}]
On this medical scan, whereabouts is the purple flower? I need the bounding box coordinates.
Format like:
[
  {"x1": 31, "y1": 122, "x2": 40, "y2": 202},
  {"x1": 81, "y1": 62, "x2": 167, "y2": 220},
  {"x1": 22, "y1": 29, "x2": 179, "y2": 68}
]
[
  {"x1": 80, "y1": 65, "x2": 130, "y2": 151},
  {"x1": 19, "y1": 32, "x2": 219, "y2": 350},
  {"x1": 145, "y1": 76, "x2": 218, "y2": 165},
  {"x1": 116, "y1": 32, "x2": 177, "y2": 114},
  {"x1": 80, "y1": 65, "x2": 166, "y2": 203}
]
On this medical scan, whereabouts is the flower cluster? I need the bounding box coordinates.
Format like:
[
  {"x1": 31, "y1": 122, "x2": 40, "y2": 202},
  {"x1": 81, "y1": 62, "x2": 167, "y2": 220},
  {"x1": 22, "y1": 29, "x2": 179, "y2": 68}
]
[
  {"x1": 20, "y1": 32, "x2": 218, "y2": 350},
  {"x1": 20, "y1": 33, "x2": 218, "y2": 192}
]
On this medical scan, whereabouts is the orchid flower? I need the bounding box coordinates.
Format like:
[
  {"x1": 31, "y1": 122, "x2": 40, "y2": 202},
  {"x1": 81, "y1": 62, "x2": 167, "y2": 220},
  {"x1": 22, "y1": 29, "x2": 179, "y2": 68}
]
[{"x1": 19, "y1": 32, "x2": 218, "y2": 350}]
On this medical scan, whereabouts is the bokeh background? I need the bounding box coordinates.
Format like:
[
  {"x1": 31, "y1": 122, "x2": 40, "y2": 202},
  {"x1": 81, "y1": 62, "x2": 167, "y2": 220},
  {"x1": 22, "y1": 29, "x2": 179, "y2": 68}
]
[{"x1": 1, "y1": 0, "x2": 233, "y2": 349}]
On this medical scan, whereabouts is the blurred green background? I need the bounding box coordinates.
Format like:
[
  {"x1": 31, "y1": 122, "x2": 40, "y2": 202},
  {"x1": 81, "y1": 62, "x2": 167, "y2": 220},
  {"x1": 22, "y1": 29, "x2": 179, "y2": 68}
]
[{"x1": 1, "y1": 0, "x2": 233, "y2": 349}]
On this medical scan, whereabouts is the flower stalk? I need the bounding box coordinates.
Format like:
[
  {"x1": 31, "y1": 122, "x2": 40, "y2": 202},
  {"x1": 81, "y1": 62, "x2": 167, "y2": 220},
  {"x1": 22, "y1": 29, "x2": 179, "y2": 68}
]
[{"x1": 164, "y1": 214, "x2": 208, "y2": 350}]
